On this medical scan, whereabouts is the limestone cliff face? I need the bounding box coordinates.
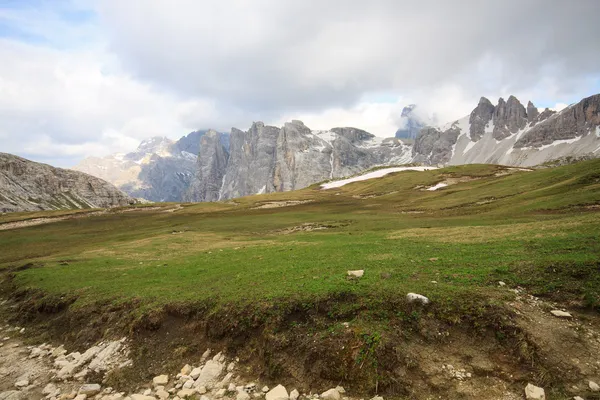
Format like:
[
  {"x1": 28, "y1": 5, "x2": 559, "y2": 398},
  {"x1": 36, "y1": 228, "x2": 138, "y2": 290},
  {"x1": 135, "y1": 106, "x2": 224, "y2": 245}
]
[
  {"x1": 412, "y1": 93, "x2": 600, "y2": 167},
  {"x1": 185, "y1": 121, "x2": 413, "y2": 202},
  {"x1": 184, "y1": 130, "x2": 229, "y2": 202},
  {"x1": 73, "y1": 131, "x2": 228, "y2": 202},
  {"x1": 0, "y1": 153, "x2": 133, "y2": 213}
]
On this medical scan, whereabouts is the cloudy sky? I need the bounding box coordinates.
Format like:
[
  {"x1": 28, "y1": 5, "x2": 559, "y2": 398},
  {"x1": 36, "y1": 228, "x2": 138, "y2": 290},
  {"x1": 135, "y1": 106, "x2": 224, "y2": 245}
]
[{"x1": 1, "y1": 0, "x2": 599, "y2": 167}]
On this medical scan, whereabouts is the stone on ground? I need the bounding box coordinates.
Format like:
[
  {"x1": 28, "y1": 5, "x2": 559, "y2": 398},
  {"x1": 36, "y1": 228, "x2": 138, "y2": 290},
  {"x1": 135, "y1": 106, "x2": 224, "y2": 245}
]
[
  {"x1": 181, "y1": 364, "x2": 192, "y2": 375},
  {"x1": 590, "y1": 380, "x2": 600, "y2": 391},
  {"x1": 237, "y1": 390, "x2": 251, "y2": 400},
  {"x1": 153, "y1": 374, "x2": 169, "y2": 386},
  {"x1": 347, "y1": 270, "x2": 364, "y2": 278},
  {"x1": 550, "y1": 310, "x2": 572, "y2": 318},
  {"x1": 290, "y1": 389, "x2": 300, "y2": 400},
  {"x1": 266, "y1": 384, "x2": 289, "y2": 400},
  {"x1": 177, "y1": 388, "x2": 198, "y2": 398},
  {"x1": 194, "y1": 360, "x2": 224, "y2": 388},
  {"x1": 406, "y1": 293, "x2": 430, "y2": 305},
  {"x1": 321, "y1": 388, "x2": 341, "y2": 400},
  {"x1": 525, "y1": 383, "x2": 545, "y2": 400},
  {"x1": 79, "y1": 383, "x2": 102, "y2": 396},
  {"x1": 130, "y1": 395, "x2": 155, "y2": 400}
]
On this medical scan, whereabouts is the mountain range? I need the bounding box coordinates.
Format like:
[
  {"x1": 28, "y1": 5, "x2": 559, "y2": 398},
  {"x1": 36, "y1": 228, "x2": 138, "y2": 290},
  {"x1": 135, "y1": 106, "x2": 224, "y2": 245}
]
[{"x1": 71, "y1": 93, "x2": 600, "y2": 203}]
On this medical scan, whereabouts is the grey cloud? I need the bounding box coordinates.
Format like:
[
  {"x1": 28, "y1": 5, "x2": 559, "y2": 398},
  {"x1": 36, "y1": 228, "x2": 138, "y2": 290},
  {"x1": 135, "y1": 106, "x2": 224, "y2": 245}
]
[{"x1": 96, "y1": 0, "x2": 600, "y2": 113}]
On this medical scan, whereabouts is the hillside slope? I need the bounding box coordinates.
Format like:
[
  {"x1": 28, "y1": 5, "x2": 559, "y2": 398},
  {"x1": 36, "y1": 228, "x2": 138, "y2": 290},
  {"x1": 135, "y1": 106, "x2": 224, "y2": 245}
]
[
  {"x1": 0, "y1": 153, "x2": 133, "y2": 213},
  {"x1": 0, "y1": 160, "x2": 599, "y2": 399}
]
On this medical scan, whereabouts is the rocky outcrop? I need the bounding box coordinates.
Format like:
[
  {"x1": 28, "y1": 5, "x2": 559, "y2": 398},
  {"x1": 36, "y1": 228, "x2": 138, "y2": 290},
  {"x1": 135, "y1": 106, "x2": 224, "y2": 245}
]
[
  {"x1": 413, "y1": 125, "x2": 461, "y2": 165},
  {"x1": 492, "y1": 96, "x2": 528, "y2": 140},
  {"x1": 73, "y1": 130, "x2": 229, "y2": 202},
  {"x1": 0, "y1": 153, "x2": 133, "y2": 213},
  {"x1": 515, "y1": 93, "x2": 600, "y2": 148},
  {"x1": 184, "y1": 130, "x2": 229, "y2": 202},
  {"x1": 469, "y1": 97, "x2": 495, "y2": 141},
  {"x1": 413, "y1": 93, "x2": 600, "y2": 167},
  {"x1": 186, "y1": 121, "x2": 413, "y2": 202}
]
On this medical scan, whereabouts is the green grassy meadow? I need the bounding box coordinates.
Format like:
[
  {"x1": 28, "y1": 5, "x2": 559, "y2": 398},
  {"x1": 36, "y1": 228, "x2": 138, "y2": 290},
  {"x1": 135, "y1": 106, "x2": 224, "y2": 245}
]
[{"x1": 1, "y1": 161, "x2": 599, "y2": 312}]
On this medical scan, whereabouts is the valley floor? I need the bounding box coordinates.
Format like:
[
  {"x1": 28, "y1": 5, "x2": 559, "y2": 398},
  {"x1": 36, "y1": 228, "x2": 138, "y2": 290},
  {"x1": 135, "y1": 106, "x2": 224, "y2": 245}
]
[{"x1": 1, "y1": 161, "x2": 600, "y2": 399}]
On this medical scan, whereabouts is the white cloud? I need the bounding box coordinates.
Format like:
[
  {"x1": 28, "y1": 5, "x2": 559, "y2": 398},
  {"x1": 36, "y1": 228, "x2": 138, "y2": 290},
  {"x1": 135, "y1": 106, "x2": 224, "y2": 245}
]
[{"x1": 1, "y1": 0, "x2": 599, "y2": 167}]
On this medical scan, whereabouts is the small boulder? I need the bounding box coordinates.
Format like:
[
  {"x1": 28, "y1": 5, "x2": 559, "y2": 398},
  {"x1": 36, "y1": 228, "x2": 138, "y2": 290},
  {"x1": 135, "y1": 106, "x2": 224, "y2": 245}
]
[
  {"x1": 43, "y1": 383, "x2": 58, "y2": 395},
  {"x1": 79, "y1": 383, "x2": 102, "y2": 396},
  {"x1": 177, "y1": 388, "x2": 198, "y2": 398},
  {"x1": 238, "y1": 390, "x2": 251, "y2": 400},
  {"x1": 525, "y1": 383, "x2": 545, "y2": 400},
  {"x1": 130, "y1": 395, "x2": 155, "y2": 400},
  {"x1": 335, "y1": 386, "x2": 345, "y2": 394},
  {"x1": 153, "y1": 374, "x2": 169, "y2": 386},
  {"x1": 262, "y1": 386, "x2": 270, "y2": 393},
  {"x1": 290, "y1": 389, "x2": 300, "y2": 400},
  {"x1": 406, "y1": 293, "x2": 430, "y2": 305},
  {"x1": 550, "y1": 310, "x2": 572, "y2": 318},
  {"x1": 266, "y1": 384, "x2": 289, "y2": 400},
  {"x1": 498, "y1": 281, "x2": 506, "y2": 287},
  {"x1": 590, "y1": 380, "x2": 600, "y2": 391},
  {"x1": 181, "y1": 364, "x2": 192, "y2": 375},
  {"x1": 14, "y1": 380, "x2": 28, "y2": 389},
  {"x1": 156, "y1": 389, "x2": 170, "y2": 399},
  {"x1": 189, "y1": 367, "x2": 202, "y2": 379},
  {"x1": 215, "y1": 388, "x2": 227, "y2": 398},
  {"x1": 347, "y1": 270, "x2": 364, "y2": 279},
  {"x1": 321, "y1": 389, "x2": 341, "y2": 400}
]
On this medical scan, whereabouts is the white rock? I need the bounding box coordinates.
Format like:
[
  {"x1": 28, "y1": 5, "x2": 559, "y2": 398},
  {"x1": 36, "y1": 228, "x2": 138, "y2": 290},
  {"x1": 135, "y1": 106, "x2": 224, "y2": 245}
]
[
  {"x1": 290, "y1": 389, "x2": 300, "y2": 400},
  {"x1": 14, "y1": 380, "x2": 28, "y2": 389},
  {"x1": 74, "y1": 395, "x2": 87, "y2": 400},
  {"x1": 334, "y1": 387, "x2": 345, "y2": 394},
  {"x1": 550, "y1": 310, "x2": 572, "y2": 318},
  {"x1": 573, "y1": 396, "x2": 584, "y2": 400},
  {"x1": 347, "y1": 270, "x2": 364, "y2": 278},
  {"x1": 227, "y1": 362, "x2": 236, "y2": 372},
  {"x1": 525, "y1": 383, "x2": 545, "y2": 400},
  {"x1": 79, "y1": 384, "x2": 102, "y2": 396},
  {"x1": 200, "y1": 348, "x2": 211, "y2": 361},
  {"x1": 228, "y1": 383, "x2": 237, "y2": 392},
  {"x1": 370, "y1": 397, "x2": 383, "y2": 400},
  {"x1": 183, "y1": 380, "x2": 194, "y2": 389},
  {"x1": 197, "y1": 386, "x2": 207, "y2": 394},
  {"x1": 266, "y1": 385, "x2": 289, "y2": 400},
  {"x1": 498, "y1": 281, "x2": 506, "y2": 286},
  {"x1": 189, "y1": 367, "x2": 203, "y2": 380},
  {"x1": 321, "y1": 389, "x2": 341, "y2": 400},
  {"x1": 406, "y1": 293, "x2": 430, "y2": 305},
  {"x1": 262, "y1": 386, "x2": 270, "y2": 393},
  {"x1": 156, "y1": 389, "x2": 170, "y2": 399},
  {"x1": 237, "y1": 390, "x2": 251, "y2": 400},
  {"x1": 153, "y1": 374, "x2": 169, "y2": 386},
  {"x1": 215, "y1": 388, "x2": 227, "y2": 398},
  {"x1": 590, "y1": 380, "x2": 600, "y2": 391},
  {"x1": 43, "y1": 383, "x2": 58, "y2": 395},
  {"x1": 181, "y1": 364, "x2": 192, "y2": 375},
  {"x1": 177, "y1": 388, "x2": 198, "y2": 398},
  {"x1": 130, "y1": 395, "x2": 155, "y2": 400},
  {"x1": 194, "y1": 360, "x2": 224, "y2": 388}
]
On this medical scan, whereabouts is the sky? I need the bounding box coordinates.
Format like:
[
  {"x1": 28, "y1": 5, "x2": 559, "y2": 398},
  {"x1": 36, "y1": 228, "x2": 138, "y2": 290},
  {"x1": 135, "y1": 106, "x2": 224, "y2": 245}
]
[{"x1": 1, "y1": 0, "x2": 599, "y2": 167}]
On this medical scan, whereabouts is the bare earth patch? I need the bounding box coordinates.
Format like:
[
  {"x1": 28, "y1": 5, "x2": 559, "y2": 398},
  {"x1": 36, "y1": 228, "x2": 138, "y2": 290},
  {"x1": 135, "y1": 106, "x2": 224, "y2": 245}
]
[{"x1": 253, "y1": 200, "x2": 314, "y2": 209}]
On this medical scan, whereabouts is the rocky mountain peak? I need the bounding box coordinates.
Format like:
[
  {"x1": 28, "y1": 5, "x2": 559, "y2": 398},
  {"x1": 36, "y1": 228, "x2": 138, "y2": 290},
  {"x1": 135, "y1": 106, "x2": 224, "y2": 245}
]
[
  {"x1": 527, "y1": 101, "x2": 540, "y2": 123},
  {"x1": 468, "y1": 97, "x2": 495, "y2": 141},
  {"x1": 331, "y1": 127, "x2": 374, "y2": 143},
  {"x1": 492, "y1": 95, "x2": 527, "y2": 140}
]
